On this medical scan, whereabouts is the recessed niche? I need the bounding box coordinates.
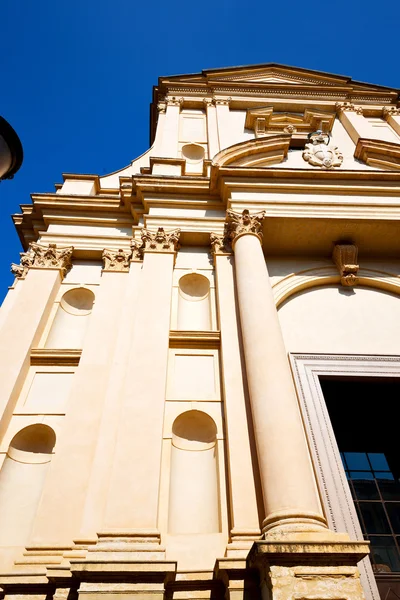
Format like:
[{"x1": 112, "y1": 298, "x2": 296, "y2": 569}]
[{"x1": 181, "y1": 143, "x2": 205, "y2": 163}]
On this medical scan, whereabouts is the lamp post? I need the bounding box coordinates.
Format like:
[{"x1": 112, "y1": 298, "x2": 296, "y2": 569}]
[{"x1": 0, "y1": 116, "x2": 23, "y2": 180}]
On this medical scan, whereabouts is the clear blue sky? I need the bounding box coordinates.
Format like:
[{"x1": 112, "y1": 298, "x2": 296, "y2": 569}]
[{"x1": 1, "y1": 0, "x2": 399, "y2": 302}]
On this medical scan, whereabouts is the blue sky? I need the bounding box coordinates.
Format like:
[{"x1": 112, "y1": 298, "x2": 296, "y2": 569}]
[{"x1": 1, "y1": 0, "x2": 399, "y2": 302}]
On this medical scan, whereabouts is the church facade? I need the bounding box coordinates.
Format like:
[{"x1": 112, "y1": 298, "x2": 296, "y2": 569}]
[{"x1": 0, "y1": 64, "x2": 400, "y2": 600}]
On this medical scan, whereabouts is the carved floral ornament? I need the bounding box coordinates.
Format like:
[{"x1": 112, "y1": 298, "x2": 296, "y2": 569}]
[
  {"x1": 102, "y1": 229, "x2": 181, "y2": 272},
  {"x1": 141, "y1": 227, "x2": 181, "y2": 253},
  {"x1": 210, "y1": 209, "x2": 266, "y2": 257},
  {"x1": 383, "y1": 106, "x2": 400, "y2": 118},
  {"x1": 11, "y1": 243, "x2": 73, "y2": 279},
  {"x1": 335, "y1": 102, "x2": 364, "y2": 115},
  {"x1": 102, "y1": 248, "x2": 132, "y2": 272}
]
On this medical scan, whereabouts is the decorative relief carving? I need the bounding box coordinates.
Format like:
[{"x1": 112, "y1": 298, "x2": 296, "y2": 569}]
[
  {"x1": 333, "y1": 243, "x2": 359, "y2": 287},
  {"x1": 157, "y1": 102, "x2": 167, "y2": 114},
  {"x1": 131, "y1": 239, "x2": 144, "y2": 262},
  {"x1": 102, "y1": 248, "x2": 132, "y2": 272},
  {"x1": 303, "y1": 131, "x2": 343, "y2": 169},
  {"x1": 203, "y1": 98, "x2": 214, "y2": 108},
  {"x1": 141, "y1": 227, "x2": 181, "y2": 253},
  {"x1": 225, "y1": 209, "x2": 265, "y2": 245},
  {"x1": 209, "y1": 233, "x2": 232, "y2": 257},
  {"x1": 11, "y1": 249, "x2": 35, "y2": 278},
  {"x1": 165, "y1": 96, "x2": 184, "y2": 107},
  {"x1": 12, "y1": 243, "x2": 73, "y2": 279},
  {"x1": 383, "y1": 106, "x2": 400, "y2": 118},
  {"x1": 335, "y1": 102, "x2": 364, "y2": 115},
  {"x1": 214, "y1": 97, "x2": 232, "y2": 106},
  {"x1": 283, "y1": 124, "x2": 297, "y2": 134}
]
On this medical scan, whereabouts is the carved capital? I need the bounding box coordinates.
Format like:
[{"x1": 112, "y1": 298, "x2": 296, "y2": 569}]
[
  {"x1": 225, "y1": 209, "x2": 265, "y2": 247},
  {"x1": 210, "y1": 232, "x2": 232, "y2": 258},
  {"x1": 141, "y1": 227, "x2": 181, "y2": 254},
  {"x1": 131, "y1": 239, "x2": 144, "y2": 262},
  {"x1": 11, "y1": 247, "x2": 35, "y2": 278},
  {"x1": 165, "y1": 96, "x2": 184, "y2": 108},
  {"x1": 29, "y1": 243, "x2": 73, "y2": 277},
  {"x1": 214, "y1": 97, "x2": 232, "y2": 107},
  {"x1": 157, "y1": 102, "x2": 167, "y2": 114},
  {"x1": 383, "y1": 106, "x2": 400, "y2": 118},
  {"x1": 335, "y1": 102, "x2": 363, "y2": 115},
  {"x1": 333, "y1": 243, "x2": 359, "y2": 287},
  {"x1": 102, "y1": 248, "x2": 132, "y2": 272},
  {"x1": 12, "y1": 243, "x2": 73, "y2": 279},
  {"x1": 203, "y1": 97, "x2": 214, "y2": 108}
]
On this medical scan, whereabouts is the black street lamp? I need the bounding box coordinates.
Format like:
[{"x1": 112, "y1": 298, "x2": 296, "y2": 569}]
[{"x1": 0, "y1": 116, "x2": 23, "y2": 180}]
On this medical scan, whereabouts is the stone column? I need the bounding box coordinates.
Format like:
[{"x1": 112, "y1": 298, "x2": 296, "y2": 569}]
[
  {"x1": 204, "y1": 98, "x2": 220, "y2": 159},
  {"x1": 0, "y1": 243, "x2": 72, "y2": 439},
  {"x1": 225, "y1": 210, "x2": 327, "y2": 536},
  {"x1": 28, "y1": 247, "x2": 133, "y2": 548},
  {"x1": 210, "y1": 235, "x2": 261, "y2": 555},
  {"x1": 383, "y1": 106, "x2": 400, "y2": 137},
  {"x1": 101, "y1": 227, "x2": 180, "y2": 557},
  {"x1": 159, "y1": 97, "x2": 183, "y2": 158}
]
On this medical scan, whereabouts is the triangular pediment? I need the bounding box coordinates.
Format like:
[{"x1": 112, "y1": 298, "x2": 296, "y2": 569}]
[{"x1": 160, "y1": 63, "x2": 397, "y2": 93}]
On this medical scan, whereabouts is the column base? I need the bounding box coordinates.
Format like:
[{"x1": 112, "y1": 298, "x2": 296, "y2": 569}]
[
  {"x1": 85, "y1": 530, "x2": 166, "y2": 562},
  {"x1": 248, "y1": 539, "x2": 369, "y2": 600},
  {"x1": 225, "y1": 529, "x2": 261, "y2": 558},
  {"x1": 261, "y1": 510, "x2": 329, "y2": 536}
]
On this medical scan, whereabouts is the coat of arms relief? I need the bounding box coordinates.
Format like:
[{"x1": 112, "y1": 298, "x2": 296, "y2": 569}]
[{"x1": 302, "y1": 130, "x2": 343, "y2": 169}]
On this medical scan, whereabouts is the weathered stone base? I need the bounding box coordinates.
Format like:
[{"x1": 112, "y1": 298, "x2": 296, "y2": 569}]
[{"x1": 248, "y1": 539, "x2": 370, "y2": 600}]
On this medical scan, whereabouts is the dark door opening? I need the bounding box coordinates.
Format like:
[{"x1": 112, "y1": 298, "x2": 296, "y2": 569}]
[{"x1": 320, "y1": 377, "x2": 400, "y2": 599}]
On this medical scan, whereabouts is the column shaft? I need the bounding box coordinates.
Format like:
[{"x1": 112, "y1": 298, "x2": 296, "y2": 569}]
[
  {"x1": 233, "y1": 232, "x2": 326, "y2": 534},
  {"x1": 214, "y1": 253, "x2": 261, "y2": 547}
]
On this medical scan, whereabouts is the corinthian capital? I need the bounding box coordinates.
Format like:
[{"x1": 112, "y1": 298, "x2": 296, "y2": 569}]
[
  {"x1": 383, "y1": 106, "x2": 400, "y2": 118},
  {"x1": 165, "y1": 96, "x2": 184, "y2": 107},
  {"x1": 335, "y1": 102, "x2": 363, "y2": 115},
  {"x1": 102, "y1": 248, "x2": 132, "y2": 272},
  {"x1": 333, "y1": 243, "x2": 359, "y2": 287},
  {"x1": 210, "y1": 232, "x2": 232, "y2": 257},
  {"x1": 11, "y1": 243, "x2": 73, "y2": 279},
  {"x1": 11, "y1": 248, "x2": 35, "y2": 279},
  {"x1": 225, "y1": 209, "x2": 265, "y2": 247},
  {"x1": 30, "y1": 243, "x2": 73, "y2": 277},
  {"x1": 141, "y1": 227, "x2": 181, "y2": 253}
]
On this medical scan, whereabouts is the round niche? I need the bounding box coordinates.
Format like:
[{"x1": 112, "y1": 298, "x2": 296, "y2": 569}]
[
  {"x1": 60, "y1": 288, "x2": 95, "y2": 316},
  {"x1": 178, "y1": 273, "x2": 210, "y2": 302},
  {"x1": 8, "y1": 424, "x2": 56, "y2": 464},
  {"x1": 181, "y1": 144, "x2": 205, "y2": 163},
  {"x1": 172, "y1": 410, "x2": 217, "y2": 451}
]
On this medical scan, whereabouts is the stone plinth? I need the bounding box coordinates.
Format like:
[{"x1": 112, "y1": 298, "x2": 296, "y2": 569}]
[{"x1": 248, "y1": 539, "x2": 369, "y2": 600}]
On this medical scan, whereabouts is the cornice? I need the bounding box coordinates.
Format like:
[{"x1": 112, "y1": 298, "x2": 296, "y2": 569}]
[
  {"x1": 354, "y1": 138, "x2": 400, "y2": 170},
  {"x1": 169, "y1": 330, "x2": 221, "y2": 349},
  {"x1": 30, "y1": 349, "x2": 82, "y2": 366}
]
